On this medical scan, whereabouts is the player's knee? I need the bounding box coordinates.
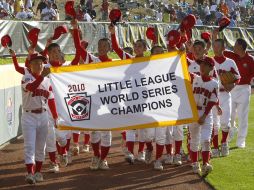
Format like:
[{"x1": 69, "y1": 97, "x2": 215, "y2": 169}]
[{"x1": 201, "y1": 140, "x2": 211, "y2": 151}]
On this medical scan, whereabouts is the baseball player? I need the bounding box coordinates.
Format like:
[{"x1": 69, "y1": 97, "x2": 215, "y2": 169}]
[
  {"x1": 21, "y1": 53, "x2": 58, "y2": 184},
  {"x1": 224, "y1": 40, "x2": 254, "y2": 148},
  {"x1": 211, "y1": 38, "x2": 240, "y2": 157},
  {"x1": 72, "y1": 19, "x2": 112, "y2": 170},
  {"x1": 109, "y1": 24, "x2": 152, "y2": 164},
  {"x1": 189, "y1": 56, "x2": 219, "y2": 176},
  {"x1": 9, "y1": 48, "x2": 60, "y2": 173}
]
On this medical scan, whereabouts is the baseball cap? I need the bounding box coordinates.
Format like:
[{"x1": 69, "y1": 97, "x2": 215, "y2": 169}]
[
  {"x1": 29, "y1": 53, "x2": 47, "y2": 63},
  {"x1": 167, "y1": 30, "x2": 181, "y2": 48},
  {"x1": 28, "y1": 28, "x2": 40, "y2": 48},
  {"x1": 52, "y1": 25, "x2": 68, "y2": 40},
  {"x1": 196, "y1": 56, "x2": 215, "y2": 67}
]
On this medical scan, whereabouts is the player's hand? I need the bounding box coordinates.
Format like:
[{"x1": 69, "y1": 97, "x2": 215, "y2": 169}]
[
  {"x1": 54, "y1": 119, "x2": 58, "y2": 129},
  {"x1": 216, "y1": 105, "x2": 222, "y2": 115},
  {"x1": 224, "y1": 83, "x2": 235, "y2": 92},
  {"x1": 198, "y1": 114, "x2": 206, "y2": 125},
  {"x1": 9, "y1": 49, "x2": 15, "y2": 57},
  {"x1": 71, "y1": 18, "x2": 78, "y2": 29},
  {"x1": 28, "y1": 45, "x2": 35, "y2": 55},
  {"x1": 41, "y1": 67, "x2": 51, "y2": 77},
  {"x1": 108, "y1": 24, "x2": 115, "y2": 34}
]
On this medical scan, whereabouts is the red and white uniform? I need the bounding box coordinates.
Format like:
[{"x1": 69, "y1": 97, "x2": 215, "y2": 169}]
[
  {"x1": 189, "y1": 73, "x2": 218, "y2": 163},
  {"x1": 21, "y1": 73, "x2": 57, "y2": 167},
  {"x1": 224, "y1": 51, "x2": 254, "y2": 147},
  {"x1": 212, "y1": 56, "x2": 240, "y2": 137}
]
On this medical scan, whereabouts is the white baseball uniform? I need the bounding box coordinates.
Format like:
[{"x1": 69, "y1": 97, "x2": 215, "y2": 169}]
[
  {"x1": 189, "y1": 73, "x2": 219, "y2": 152},
  {"x1": 21, "y1": 73, "x2": 54, "y2": 164}
]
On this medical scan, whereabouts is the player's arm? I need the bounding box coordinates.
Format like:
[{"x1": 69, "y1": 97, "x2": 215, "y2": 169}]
[
  {"x1": 48, "y1": 86, "x2": 58, "y2": 121},
  {"x1": 108, "y1": 24, "x2": 132, "y2": 60},
  {"x1": 40, "y1": 38, "x2": 52, "y2": 57},
  {"x1": 9, "y1": 49, "x2": 25, "y2": 75}
]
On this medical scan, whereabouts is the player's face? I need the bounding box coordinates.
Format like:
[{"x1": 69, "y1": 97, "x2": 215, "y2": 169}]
[
  {"x1": 213, "y1": 41, "x2": 224, "y2": 56},
  {"x1": 151, "y1": 47, "x2": 164, "y2": 55},
  {"x1": 48, "y1": 46, "x2": 62, "y2": 62},
  {"x1": 30, "y1": 60, "x2": 43, "y2": 75},
  {"x1": 134, "y1": 42, "x2": 146, "y2": 57},
  {"x1": 98, "y1": 40, "x2": 110, "y2": 56},
  {"x1": 193, "y1": 45, "x2": 205, "y2": 60},
  {"x1": 200, "y1": 63, "x2": 212, "y2": 76},
  {"x1": 233, "y1": 41, "x2": 242, "y2": 55},
  {"x1": 186, "y1": 40, "x2": 193, "y2": 52}
]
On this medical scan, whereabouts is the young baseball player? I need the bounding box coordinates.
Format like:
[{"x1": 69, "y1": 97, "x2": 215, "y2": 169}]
[
  {"x1": 189, "y1": 56, "x2": 219, "y2": 176},
  {"x1": 109, "y1": 24, "x2": 150, "y2": 164},
  {"x1": 72, "y1": 19, "x2": 112, "y2": 170},
  {"x1": 21, "y1": 53, "x2": 58, "y2": 184},
  {"x1": 9, "y1": 48, "x2": 60, "y2": 173},
  {"x1": 211, "y1": 38, "x2": 240, "y2": 157}
]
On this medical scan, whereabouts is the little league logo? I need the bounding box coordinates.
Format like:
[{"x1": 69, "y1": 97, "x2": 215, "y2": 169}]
[{"x1": 64, "y1": 93, "x2": 91, "y2": 121}]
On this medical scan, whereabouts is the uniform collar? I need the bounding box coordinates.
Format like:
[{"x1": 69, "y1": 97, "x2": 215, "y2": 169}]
[
  {"x1": 214, "y1": 55, "x2": 226, "y2": 64},
  {"x1": 201, "y1": 75, "x2": 212, "y2": 82}
]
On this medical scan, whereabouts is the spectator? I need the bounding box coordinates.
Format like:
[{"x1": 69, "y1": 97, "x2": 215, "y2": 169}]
[
  {"x1": 76, "y1": 4, "x2": 84, "y2": 21},
  {"x1": 14, "y1": 0, "x2": 24, "y2": 15},
  {"x1": 227, "y1": 0, "x2": 236, "y2": 14},
  {"x1": 52, "y1": 2, "x2": 59, "y2": 20},
  {"x1": 15, "y1": 5, "x2": 27, "y2": 19},
  {"x1": 84, "y1": 9, "x2": 92, "y2": 22},
  {"x1": 229, "y1": 15, "x2": 237, "y2": 27},
  {"x1": 101, "y1": 0, "x2": 109, "y2": 21},
  {"x1": 86, "y1": 0, "x2": 93, "y2": 11},
  {"x1": 41, "y1": 1, "x2": 56, "y2": 21},
  {"x1": 176, "y1": 7, "x2": 187, "y2": 23},
  {"x1": 196, "y1": 15, "x2": 203, "y2": 25},
  {"x1": 24, "y1": 0, "x2": 32, "y2": 10},
  {"x1": 0, "y1": 3, "x2": 9, "y2": 18},
  {"x1": 219, "y1": 0, "x2": 229, "y2": 16},
  {"x1": 215, "y1": 8, "x2": 224, "y2": 22},
  {"x1": 36, "y1": 0, "x2": 47, "y2": 17},
  {"x1": 156, "y1": 9, "x2": 163, "y2": 22}
]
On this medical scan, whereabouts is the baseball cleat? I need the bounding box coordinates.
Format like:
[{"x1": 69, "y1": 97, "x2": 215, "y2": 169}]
[
  {"x1": 25, "y1": 173, "x2": 36, "y2": 184},
  {"x1": 221, "y1": 142, "x2": 229, "y2": 157},
  {"x1": 99, "y1": 159, "x2": 110, "y2": 170},
  {"x1": 173, "y1": 154, "x2": 182, "y2": 166},
  {"x1": 59, "y1": 154, "x2": 68, "y2": 167},
  {"x1": 211, "y1": 149, "x2": 220, "y2": 158},
  {"x1": 34, "y1": 172, "x2": 44, "y2": 182},
  {"x1": 67, "y1": 151, "x2": 73, "y2": 164},
  {"x1": 72, "y1": 144, "x2": 80, "y2": 156},
  {"x1": 145, "y1": 150, "x2": 153, "y2": 164},
  {"x1": 164, "y1": 154, "x2": 174, "y2": 165},
  {"x1": 125, "y1": 151, "x2": 135, "y2": 164},
  {"x1": 192, "y1": 162, "x2": 201, "y2": 174},
  {"x1": 81, "y1": 144, "x2": 90, "y2": 153},
  {"x1": 90, "y1": 156, "x2": 100, "y2": 170},
  {"x1": 154, "y1": 160, "x2": 163, "y2": 171},
  {"x1": 201, "y1": 163, "x2": 213, "y2": 176},
  {"x1": 48, "y1": 161, "x2": 60, "y2": 173},
  {"x1": 137, "y1": 151, "x2": 146, "y2": 163}
]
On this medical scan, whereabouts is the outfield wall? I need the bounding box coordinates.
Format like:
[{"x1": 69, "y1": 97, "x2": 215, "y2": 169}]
[{"x1": 0, "y1": 65, "x2": 23, "y2": 146}]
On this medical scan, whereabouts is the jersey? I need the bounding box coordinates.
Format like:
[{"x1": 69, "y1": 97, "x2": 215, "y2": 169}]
[
  {"x1": 21, "y1": 73, "x2": 53, "y2": 111},
  {"x1": 214, "y1": 56, "x2": 240, "y2": 89},
  {"x1": 191, "y1": 73, "x2": 219, "y2": 115}
]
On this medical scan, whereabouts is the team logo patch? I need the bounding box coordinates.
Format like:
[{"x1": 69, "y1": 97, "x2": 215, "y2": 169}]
[
  {"x1": 64, "y1": 93, "x2": 91, "y2": 121},
  {"x1": 243, "y1": 63, "x2": 248, "y2": 68}
]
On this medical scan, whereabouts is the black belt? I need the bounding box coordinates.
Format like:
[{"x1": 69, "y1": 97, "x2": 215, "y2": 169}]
[{"x1": 25, "y1": 108, "x2": 46, "y2": 114}]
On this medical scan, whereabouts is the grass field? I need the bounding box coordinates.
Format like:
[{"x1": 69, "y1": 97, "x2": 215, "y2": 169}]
[{"x1": 204, "y1": 95, "x2": 254, "y2": 190}]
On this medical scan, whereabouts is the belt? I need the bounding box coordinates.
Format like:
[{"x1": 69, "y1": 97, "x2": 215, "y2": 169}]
[
  {"x1": 25, "y1": 108, "x2": 46, "y2": 114},
  {"x1": 197, "y1": 106, "x2": 203, "y2": 110}
]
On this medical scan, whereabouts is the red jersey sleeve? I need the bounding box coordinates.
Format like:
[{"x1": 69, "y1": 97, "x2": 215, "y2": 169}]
[
  {"x1": 111, "y1": 33, "x2": 131, "y2": 60},
  {"x1": 12, "y1": 55, "x2": 25, "y2": 75}
]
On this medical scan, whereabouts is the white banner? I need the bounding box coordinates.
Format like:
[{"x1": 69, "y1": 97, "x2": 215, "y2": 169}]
[{"x1": 50, "y1": 51, "x2": 198, "y2": 131}]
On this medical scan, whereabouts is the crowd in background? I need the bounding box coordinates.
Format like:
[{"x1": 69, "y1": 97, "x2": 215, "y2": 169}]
[{"x1": 0, "y1": 0, "x2": 253, "y2": 27}]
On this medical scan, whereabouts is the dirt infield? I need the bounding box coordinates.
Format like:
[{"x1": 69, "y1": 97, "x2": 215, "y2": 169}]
[{"x1": 0, "y1": 133, "x2": 213, "y2": 190}]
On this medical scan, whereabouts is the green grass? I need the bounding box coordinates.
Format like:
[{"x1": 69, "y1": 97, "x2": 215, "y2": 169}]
[{"x1": 204, "y1": 95, "x2": 254, "y2": 190}]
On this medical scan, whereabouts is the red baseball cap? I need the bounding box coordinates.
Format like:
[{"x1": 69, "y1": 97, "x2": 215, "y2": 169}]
[
  {"x1": 196, "y1": 56, "x2": 215, "y2": 67},
  {"x1": 65, "y1": 1, "x2": 76, "y2": 18},
  {"x1": 1, "y1": 35, "x2": 12, "y2": 48},
  {"x1": 146, "y1": 27, "x2": 157, "y2": 43},
  {"x1": 52, "y1": 25, "x2": 68, "y2": 40},
  {"x1": 167, "y1": 30, "x2": 181, "y2": 48},
  {"x1": 218, "y1": 17, "x2": 231, "y2": 31},
  {"x1": 109, "y1": 9, "x2": 121, "y2": 25},
  {"x1": 28, "y1": 28, "x2": 40, "y2": 48},
  {"x1": 180, "y1": 14, "x2": 196, "y2": 31},
  {"x1": 201, "y1": 32, "x2": 211, "y2": 43},
  {"x1": 29, "y1": 53, "x2": 47, "y2": 63}
]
